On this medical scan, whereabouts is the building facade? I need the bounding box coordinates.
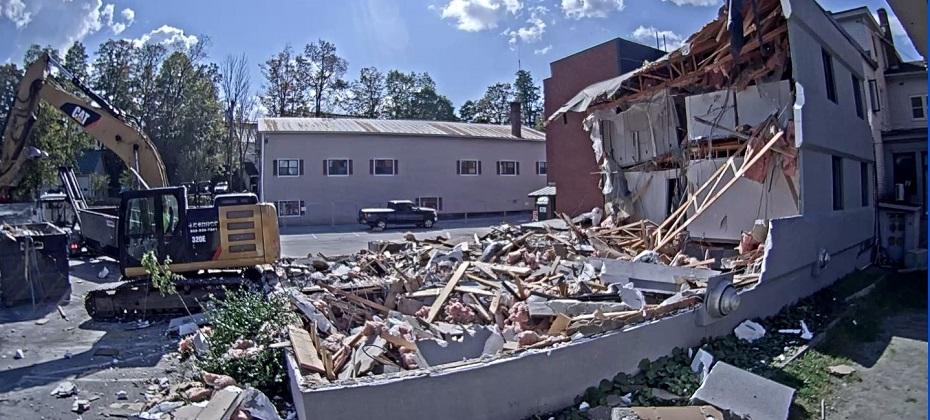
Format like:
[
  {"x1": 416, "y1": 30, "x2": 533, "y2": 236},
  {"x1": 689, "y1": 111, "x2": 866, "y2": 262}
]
[
  {"x1": 543, "y1": 38, "x2": 665, "y2": 217},
  {"x1": 259, "y1": 118, "x2": 546, "y2": 225}
]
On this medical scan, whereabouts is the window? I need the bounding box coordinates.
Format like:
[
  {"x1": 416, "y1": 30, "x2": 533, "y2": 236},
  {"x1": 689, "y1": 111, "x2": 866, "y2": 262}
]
[
  {"x1": 417, "y1": 197, "x2": 443, "y2": 211},
  {"x1": 456, "y1": 159, "x2": 481, "y2": 175},
  {"x1": 822, "y1": 49, "x2": 837, "y2": 103},
  {"x1": 910, "y1": 95, "x2": 927, "y2": 120},
  {"x1": 325, "y1": 159, "x2": 352, "y2": 176},
  {"x1": 832, "y1": 156, "x2": 844, "y2": 211},
  {"x1": 370, "y1": 159, "x2": 398, "y2": 176},
  {"x1": 276, "y1": 200, "x2": 304, "y2": 217},
  {"x1": 851, "y1": 75, "x2": 864, "y2": 119},
  {"x1": 497, "y1": 160, "x2": 519, "y2": 176},
  {"x1": 868, "y1": 79, "x2": 880, "y2": 112},
  {"x1": 536, "y1": 161, "x2": 548, "y2": 176},
  {"x1": 860, "y1": 162, "x2": 869, "y2": 207},
  {"x1": 274, "y1": 159, "x2": 302, "y2": 177}
]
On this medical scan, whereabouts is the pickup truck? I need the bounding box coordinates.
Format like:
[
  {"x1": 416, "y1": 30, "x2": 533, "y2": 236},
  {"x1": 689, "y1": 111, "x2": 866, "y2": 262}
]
[{"x1": 359, "y1": 200, "x2": 437, "y2": 230}]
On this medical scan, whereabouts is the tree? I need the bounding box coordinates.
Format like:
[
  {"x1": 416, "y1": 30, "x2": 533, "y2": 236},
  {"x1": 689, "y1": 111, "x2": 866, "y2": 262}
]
[
  {"x1": 345, "y1": 67, "x2": 385, "y2": 118},
  {"x1": 259, "y1": 45, "x2": 307, "y2": 117},
  {"x1": 383, "y1": 70, "x2": 456, "y2": 121},
  {"x1": 131, "y1": 43, "x2": 167, "y2": 131},
  {"x1": 220, "y1": 53, "x2": 257, "y2": 186},
  {"x1": 151, "y1": 51, "x2": 226, "y2": 184},
  {"x1": 458, "y1": 100, "x2": 478, "y2": 123},
  {"x1": 476, "y1": 82, "x2": 513, "y2": 124},
  {"x1": 63, "y1": 42, "x2": 89, "y2": 82},
  {"x1": 91, "y1": 40, "x2": 136, "y2": 112},
  {"x1": 513, "y1": 70, "x2": 542, "y2": 127},
  {"x1": 300, "y1": 39, "x2": 348, "y2": 117}
]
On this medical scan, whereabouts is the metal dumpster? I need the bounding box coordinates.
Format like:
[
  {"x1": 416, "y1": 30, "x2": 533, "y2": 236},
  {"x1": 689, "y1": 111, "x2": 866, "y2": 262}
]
[{"x1": 0, "y1": 223, "x2": 70, "y2": 306}]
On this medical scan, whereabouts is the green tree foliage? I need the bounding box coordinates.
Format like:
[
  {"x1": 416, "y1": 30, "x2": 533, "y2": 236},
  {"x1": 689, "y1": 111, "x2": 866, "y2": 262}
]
[
  {"x1": 476, "y1": 82, "x2": 513, "y2": 124},
  {"x1": 345, "y1": 66, "x2": 385, "y2": 118},
  {"x1": 458, "y1": 99, "x2": 478, "y2": 123},
  {"x1": 259, "y1": 45, "x2": 308, "y2": 117},
  {"x1": 151, "y1": 52, "x2": 225, "y2": 184},
  {"x1": 301, "y1": 39, "x2": 348, "y2": 117},
  {"x1": 383, "y1": 70, "x2": 456, "y2": 121},
  {"x1": 513, "y1": 69, "x2": 542, "y2": 127}
]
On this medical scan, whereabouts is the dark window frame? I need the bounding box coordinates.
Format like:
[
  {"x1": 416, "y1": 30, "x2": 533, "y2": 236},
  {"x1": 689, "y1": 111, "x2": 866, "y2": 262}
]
[
  {"x1": 851, "y1": 74, "x2": 864, "y2": 119},
  {"x1": 822, "y1": 48, "x2": 837, "y2": 103}
]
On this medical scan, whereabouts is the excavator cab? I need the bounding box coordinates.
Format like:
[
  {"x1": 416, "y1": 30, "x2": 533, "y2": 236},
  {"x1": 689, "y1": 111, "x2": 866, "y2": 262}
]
[{"x1": 118, "y1": 187, "x2": 188, "y2": 271}]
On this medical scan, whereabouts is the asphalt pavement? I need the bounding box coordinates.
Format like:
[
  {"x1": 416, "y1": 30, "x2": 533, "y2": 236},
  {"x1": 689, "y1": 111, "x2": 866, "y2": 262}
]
[{"x1": 279, "y1": 214, "x2": 531, "y2": 257}]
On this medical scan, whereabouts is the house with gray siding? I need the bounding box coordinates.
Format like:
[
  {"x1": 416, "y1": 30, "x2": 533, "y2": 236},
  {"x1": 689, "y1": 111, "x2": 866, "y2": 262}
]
[{"x1": 258, "y1": 117, "x2": 546, "y2": 225}]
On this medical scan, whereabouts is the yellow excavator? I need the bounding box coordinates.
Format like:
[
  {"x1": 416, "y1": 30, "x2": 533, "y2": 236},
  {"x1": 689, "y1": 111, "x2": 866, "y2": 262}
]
[{"x1": 0, "y1": 53, "x2": 281, "y2": 319}]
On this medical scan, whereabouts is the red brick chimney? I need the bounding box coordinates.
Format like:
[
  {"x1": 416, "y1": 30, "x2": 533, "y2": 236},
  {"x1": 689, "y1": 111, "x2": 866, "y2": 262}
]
[{"x1": 510, "y1": 101, "x2": 522, "y2": 138}]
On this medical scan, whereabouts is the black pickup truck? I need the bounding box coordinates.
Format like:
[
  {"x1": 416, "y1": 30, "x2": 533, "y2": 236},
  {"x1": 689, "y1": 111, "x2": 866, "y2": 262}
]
[{"x1": 359, "y1": 200, "x2": 437, "y2": 230}]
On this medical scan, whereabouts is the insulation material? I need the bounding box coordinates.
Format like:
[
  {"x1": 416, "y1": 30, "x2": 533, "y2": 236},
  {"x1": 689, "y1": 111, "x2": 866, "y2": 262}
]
[
  {"x1": 584, "y1": 114, "x2": 633, "y2": 220},
  {"x1": 597, "y1": 92, "x2": 681, "y2": 165}
]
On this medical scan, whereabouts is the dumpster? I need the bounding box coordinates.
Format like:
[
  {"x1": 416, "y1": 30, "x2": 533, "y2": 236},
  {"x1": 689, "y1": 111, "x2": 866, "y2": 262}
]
[{"x1": 0, "y1": 223, "x2": 70, "y2": 306}]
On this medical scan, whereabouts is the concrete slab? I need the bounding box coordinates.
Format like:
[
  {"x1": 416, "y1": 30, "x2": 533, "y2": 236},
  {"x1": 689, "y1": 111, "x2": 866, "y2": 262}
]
[
  {"x1": 690, "y1": 362, "x2": 795, "y2": 420},
  {"x1": 594, "y1": 259, "x2": 720, "y2": 293}
]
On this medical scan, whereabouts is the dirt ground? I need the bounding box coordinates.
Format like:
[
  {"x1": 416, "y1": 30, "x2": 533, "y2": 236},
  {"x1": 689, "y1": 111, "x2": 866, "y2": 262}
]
[{"x1": 828, "y1": 310, "x2": 928, "y2": 419}]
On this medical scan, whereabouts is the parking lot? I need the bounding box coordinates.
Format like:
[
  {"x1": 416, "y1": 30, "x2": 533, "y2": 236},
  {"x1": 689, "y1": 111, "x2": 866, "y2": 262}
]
[{"x1": 279, "y1": 214, "x2": 531, "y2": 257}]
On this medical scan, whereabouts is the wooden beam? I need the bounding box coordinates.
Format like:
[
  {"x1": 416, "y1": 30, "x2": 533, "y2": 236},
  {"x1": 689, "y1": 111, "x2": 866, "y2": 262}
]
[
  {"x1": 426, "y1": 262, "x2": 469, "y2": 323},
  {"x1": 320, "y1": 284, "x2": 391, "y2": 314},
  {"x1": 288, "y1": 325, "x2": 326, "y2": 374}
]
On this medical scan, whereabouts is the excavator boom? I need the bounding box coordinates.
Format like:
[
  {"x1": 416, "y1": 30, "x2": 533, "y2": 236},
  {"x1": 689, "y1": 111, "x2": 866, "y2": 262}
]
[{"x1": 0, "y1": 53, "x2": 168, "y2": 192}]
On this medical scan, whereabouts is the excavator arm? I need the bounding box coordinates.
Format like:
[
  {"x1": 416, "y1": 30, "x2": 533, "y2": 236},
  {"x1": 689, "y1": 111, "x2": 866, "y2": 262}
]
[{"x1": 0, "y1": 53, "x2": 168, "y2": 193}]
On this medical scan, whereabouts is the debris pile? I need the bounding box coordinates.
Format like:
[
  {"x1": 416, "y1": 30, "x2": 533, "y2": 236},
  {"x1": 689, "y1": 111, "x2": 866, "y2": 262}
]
[{"x1": 272, "y1": 217, "x2": 767, "y2": 387}]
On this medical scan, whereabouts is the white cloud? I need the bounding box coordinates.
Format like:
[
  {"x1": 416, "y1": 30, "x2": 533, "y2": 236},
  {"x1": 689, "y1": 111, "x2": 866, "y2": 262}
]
[
  {"x1": 121, "y1": 8, "x2": 134, "y2": 22},
  {"x1": 1, "y1": 0, "x2": 31, "y2": 28},
  {"x1": 438, "y1": 0, "x2": 522, "y2": 32},
  {"x1": 507, "y1": 6, "x2": 547, "y2": 45},
  {"x1": 1, "y1": 0, "x2": 135, "y2": 61},
  {"x1": 631, "y1": 25, "x2": 684, "y2": 50},
  {"x1": 534, "y1": 44, "x2": 553, "y2": 55},
  {"x1": 560, "y1": 0, "x2": 624, "y2": 19},
  {"x1": 131, "y1": 25, "x2": 199, "y2": 50},
  {"x1": 661, "y1": 0, "x2": 720, "y2": 6}
]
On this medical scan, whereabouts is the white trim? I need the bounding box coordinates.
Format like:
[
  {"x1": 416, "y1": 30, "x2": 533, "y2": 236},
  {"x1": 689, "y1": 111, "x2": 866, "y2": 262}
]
[
  {"x1": 259, "y1": 133, "x2": 264, "y2": 202},
  {"x1": 416, "y1": 196, "x2": 442, "y2": 211},
  {"x1": 277, "y1": 158, "x2": 301, "y2": 177},
  {"x1": 536, "y1": 161, "x2": 547, "y2": 176},
  {"x1": 276, "y1": 200, "x2": 303, "y2": 218},
  {"x1": 372, "y1": 158, "x2": 397, "y2": 176},
  {"x1": 459, "y1": 159, "x2": 480, "y2": 176},
  {"x1": 325, "y1": 158, "x2": 351, "y2": 177},
  {"x1": 498, "y1": 160, "x2": 518, "y2": 176},
  {"x1": 909, "y1": 95, "x2": 927, "y2": 121}
]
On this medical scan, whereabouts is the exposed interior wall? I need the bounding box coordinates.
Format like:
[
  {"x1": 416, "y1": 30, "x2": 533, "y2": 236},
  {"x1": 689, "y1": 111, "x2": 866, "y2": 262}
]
[
  {"x1": 596, "y1": 92, "x2": 680, "y2": 166},
  {"x1": 625, "y1": 158, "x2": 798, "y2": 241}
]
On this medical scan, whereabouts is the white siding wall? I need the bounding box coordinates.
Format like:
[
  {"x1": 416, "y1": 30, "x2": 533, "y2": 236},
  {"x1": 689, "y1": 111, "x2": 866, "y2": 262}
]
[{"x1": 261, "y1": 133, "x2": 547, "y2": 225}]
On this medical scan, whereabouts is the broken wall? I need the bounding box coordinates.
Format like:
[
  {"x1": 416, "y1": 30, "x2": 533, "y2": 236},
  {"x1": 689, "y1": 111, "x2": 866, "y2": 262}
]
[{"x1": 594, "y1": 92, "x2": 680, "y2": 165}]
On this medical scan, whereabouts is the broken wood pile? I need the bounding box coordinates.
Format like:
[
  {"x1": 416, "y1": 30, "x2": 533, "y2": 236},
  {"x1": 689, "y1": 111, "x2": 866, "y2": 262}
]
[{"x1": 274, "y1": 218, "x2": 766, "y2": 389}]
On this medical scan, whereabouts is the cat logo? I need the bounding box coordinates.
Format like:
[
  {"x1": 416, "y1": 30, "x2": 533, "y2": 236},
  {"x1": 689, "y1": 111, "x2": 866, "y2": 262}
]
[{"x1": 59, "y1": 103, "x2": 101, "y2": 127}]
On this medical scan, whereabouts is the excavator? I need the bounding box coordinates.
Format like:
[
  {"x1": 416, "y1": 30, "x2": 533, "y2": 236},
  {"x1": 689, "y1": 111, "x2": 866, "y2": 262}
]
[{"x1": 0, "y1": 53, "x2": 281, "y2": 320}]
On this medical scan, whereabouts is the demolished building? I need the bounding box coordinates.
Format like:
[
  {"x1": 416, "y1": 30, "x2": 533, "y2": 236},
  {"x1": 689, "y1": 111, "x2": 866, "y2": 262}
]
[{"x1": 278, "y1": 0, "x2": 880, "y2": 418}]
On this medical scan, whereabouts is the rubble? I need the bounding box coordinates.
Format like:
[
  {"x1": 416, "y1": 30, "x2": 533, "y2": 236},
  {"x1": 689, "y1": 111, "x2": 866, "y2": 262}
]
[{"x1": 264, "y1": 217, "x2": 766, "y2": 390}]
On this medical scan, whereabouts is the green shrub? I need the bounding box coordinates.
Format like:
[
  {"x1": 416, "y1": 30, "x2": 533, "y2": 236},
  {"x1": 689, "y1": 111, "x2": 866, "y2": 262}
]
[{"x1": 197, "y1": 289, "x2": 297, "y2": 397}]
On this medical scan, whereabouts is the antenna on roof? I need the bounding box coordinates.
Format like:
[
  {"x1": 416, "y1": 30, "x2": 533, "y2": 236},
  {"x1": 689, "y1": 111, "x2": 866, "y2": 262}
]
[
  {"x1": 662, "y1": 34, "x2": 668, "y2": 52},
  {"x1": 655, "y1": 32, "x2": 660, "y2": 50}
]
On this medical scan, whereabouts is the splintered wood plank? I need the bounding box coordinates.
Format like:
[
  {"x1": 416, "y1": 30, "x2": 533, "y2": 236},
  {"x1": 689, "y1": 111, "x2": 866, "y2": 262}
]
[
  {"x1": 288, "y1": 325, "x2": 326, "y2": 374},
  {"x1": 426, "y1": 262, "x2": 469, "y2": 323},
  {"x1": 548, "y1": 313, "x2": 572, "y2": 335}
]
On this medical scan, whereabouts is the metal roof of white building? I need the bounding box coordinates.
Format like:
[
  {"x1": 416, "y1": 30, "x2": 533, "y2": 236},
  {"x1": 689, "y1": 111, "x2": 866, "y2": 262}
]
[{"x1": 258, "y1": 118, "x2": 545, "y2": 141}]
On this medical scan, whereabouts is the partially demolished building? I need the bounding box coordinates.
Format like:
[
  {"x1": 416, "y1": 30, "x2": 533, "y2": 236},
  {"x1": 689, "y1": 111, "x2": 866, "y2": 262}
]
[{"x1": 278, "y1": 1, "x2": 881, "y2": 418}]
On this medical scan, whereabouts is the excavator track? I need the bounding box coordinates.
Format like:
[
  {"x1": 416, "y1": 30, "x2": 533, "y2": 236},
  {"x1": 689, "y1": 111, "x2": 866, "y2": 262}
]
[{"x1": 84, "y1": 275, "x2": 250, "y2": 321}]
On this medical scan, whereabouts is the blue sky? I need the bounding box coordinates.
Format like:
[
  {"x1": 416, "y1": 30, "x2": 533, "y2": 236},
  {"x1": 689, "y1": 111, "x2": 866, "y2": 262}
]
[{"x1": 0, "y1": 0, "x2": 921, "y2": 108}]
